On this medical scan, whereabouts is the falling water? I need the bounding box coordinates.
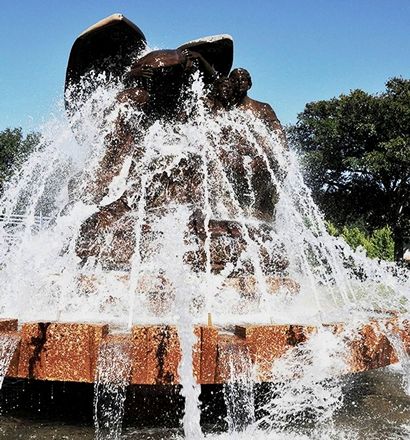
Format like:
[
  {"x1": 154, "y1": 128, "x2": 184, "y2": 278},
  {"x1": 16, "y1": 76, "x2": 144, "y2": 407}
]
[
  {"x1": 223, "y1": 343, "x2": 255, "y2": 433},
  {"x1": 0, "y1": 68, "x2": 409, "y2": 438},
  {"x1": 94, "y1": 337, "x2": 132, "y2": 439},
  {"x1": 0, "y1": 334, "x2": 19, "y2": 389},
  {"x1": 381, "y1": 319, "x2": 410, "y2": 394}
]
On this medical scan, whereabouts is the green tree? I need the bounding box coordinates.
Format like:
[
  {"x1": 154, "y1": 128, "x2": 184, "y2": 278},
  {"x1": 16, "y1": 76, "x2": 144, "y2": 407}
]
[
  {"x1": 341, "y1": 226, "x2": 372, "y2": 254},
  {"x1": 368, "y1": 226, "x2": 395, "y2": 261},
  {"x1": 326, "y1": 222, "x2": 395, "y2": 261},
  {"x1": 288, "y1": 77, "x2": 410, "y2": 261},
  {"x1": 0, "y1": 128, "x2": 40, "y2": 192}
]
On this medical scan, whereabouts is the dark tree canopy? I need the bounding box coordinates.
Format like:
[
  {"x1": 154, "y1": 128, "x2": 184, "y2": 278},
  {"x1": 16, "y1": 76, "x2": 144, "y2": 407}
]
[
  {"x1": 0, "y1": 128, "x2": 40, "y2": 192},
  {"x1": 288, "y1": 77, "x2": 410, "y2": 260}
]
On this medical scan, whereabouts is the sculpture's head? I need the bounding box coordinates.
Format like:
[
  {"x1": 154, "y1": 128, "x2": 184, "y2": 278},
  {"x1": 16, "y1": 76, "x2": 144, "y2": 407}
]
[
  {"x1": 213, "y1": 77, "x2": 234, "y2": 108},
  {"x1": 229, "y1": 68, "x2": 252, "y2": 100},
  {"x1": 125, "y1": 49, "x2": 193, "y2": 118}
]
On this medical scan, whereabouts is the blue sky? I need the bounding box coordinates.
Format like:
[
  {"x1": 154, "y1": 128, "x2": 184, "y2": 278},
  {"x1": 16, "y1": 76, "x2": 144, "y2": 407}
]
[{"x1": 1, "y1": 0, "x2": 409, "y2": 132}]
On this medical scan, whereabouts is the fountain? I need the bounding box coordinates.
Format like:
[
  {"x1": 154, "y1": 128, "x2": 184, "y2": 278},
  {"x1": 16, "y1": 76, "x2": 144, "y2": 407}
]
[{"x1": 0, "y1": 12, "x2": 409, "y2": 439}]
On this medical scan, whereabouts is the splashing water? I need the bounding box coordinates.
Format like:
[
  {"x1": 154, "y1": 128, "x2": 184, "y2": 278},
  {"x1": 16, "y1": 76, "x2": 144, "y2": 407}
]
[
  {"x1": 254, "y1": 329, "x2": 346, "y2": 433},
  {"x1": 0, "y1": 77, "x2": 408, "y2": 325},
  {"x1": 380, "y1": 319, "x2": 410, "y2": 394},
  {"x1": 0, "y1": 67, "x2": 409, "y2": 439}
]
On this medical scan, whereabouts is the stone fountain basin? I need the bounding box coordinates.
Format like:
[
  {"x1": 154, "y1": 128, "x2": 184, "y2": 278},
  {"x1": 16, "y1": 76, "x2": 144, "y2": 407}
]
[{"x1": 0, "y1": 317, "x2": 406, "y2": 385}]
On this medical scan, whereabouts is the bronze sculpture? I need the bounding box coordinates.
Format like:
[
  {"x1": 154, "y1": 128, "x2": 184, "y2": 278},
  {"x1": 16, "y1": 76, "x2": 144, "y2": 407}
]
[{"x1": 66, "y1": 14, "x2": 288, "y2": 295}]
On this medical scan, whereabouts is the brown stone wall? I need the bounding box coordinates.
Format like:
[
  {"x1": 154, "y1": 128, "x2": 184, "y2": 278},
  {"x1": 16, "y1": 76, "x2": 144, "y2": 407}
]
[{"x1": 1, "y1": 317, "x2": 409, "y2": 384}]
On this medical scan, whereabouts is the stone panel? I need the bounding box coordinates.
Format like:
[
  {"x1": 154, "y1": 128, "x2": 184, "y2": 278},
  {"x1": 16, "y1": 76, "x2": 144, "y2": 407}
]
[
  {"x1": 17, "y1": 322, "x2": 108, "y2": 382},
  {"x1": 131, "y1": 325, "x2": 181, "y2": 385},
  {"x1": 131, "y1": 325, "x2": 216, "y2": 385},
  {"x1": 235, "y1": 324, "x2": 316, "y2": 381}
]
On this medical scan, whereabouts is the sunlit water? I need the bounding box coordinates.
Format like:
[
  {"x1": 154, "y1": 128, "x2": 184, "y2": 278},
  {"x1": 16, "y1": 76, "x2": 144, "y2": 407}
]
[{"x1": 0, "y1": 64, "x2": 409, "y2": 438}]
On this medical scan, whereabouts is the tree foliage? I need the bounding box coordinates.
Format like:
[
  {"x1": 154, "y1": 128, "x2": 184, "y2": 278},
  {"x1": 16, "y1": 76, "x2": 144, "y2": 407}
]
[
  {"x1": 288, "y1": 77, "x2": 410, "y2": 260},
  {"x1": 326, "y1": 222, "x2": 395, "y2": 261},
  {"x1": 0, "y1": 128, "x2": 40, "y2": 192}
]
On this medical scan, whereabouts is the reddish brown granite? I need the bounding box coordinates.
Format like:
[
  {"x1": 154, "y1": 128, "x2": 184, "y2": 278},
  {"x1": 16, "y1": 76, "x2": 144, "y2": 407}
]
[
  {"x1": 198, "y1": 326, "x2": 218, "y2": 384},
  {"x1": 0, "y1": 320, "x2": 20, "y2": 377},
  {"x1": 97, "y1": 334, "x2": 134, "y2": 383},
  {"x1": 130, "y1": 325, "x2": 218, "y2": 385},
  {"x1": 131, "y1": 325, "x2": 181, "y2": 385},
  {"x1": 4, "y1": 331, "x2": 20, "y2": 378},
  {"x1": 16, "y1": 322, "x2": 108, "y2": 382},
  {"x1": 349, "y1": 320, "x2": 398, "y2": 373},
  {"x1": 396, "y1": 319, "x2": 410, "y2": 352},
  {"x1": 0, "y1": 319, "x2": 18, "y2": 332},
  {"x1": 235, "y1": 324, "x2": 316, "y2": 381},
  {"x1": 101, "y1": 333, "x2": 133, "y2": 353},
  {"x1": 1, "y1": 318, "x2": 409, "y2": 384}
]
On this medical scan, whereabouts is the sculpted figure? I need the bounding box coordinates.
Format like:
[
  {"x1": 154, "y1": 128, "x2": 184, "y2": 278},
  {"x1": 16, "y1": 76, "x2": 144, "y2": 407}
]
[
  {"x1": 121, "y1": 48, "x2": 217, "y2": 121},
  {"x1": 78, "y1": 65, "x2": 287, "y2": 271},
  {"x1": 67, "y1": 17, "x2": 290, "y2": 283},
  {"x1": 207, "y1": 77, "x2": 234, "y2": 111},
  {"x1": 76, "y1": 48, "x2": 217, "y2": 267},
  {"x1": 229, "y1": 68, "x2": 284, "y2": 136},
  {"x1": 80, "y1": 46, "x2": 218, "y2": 204}
]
